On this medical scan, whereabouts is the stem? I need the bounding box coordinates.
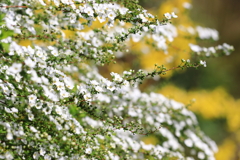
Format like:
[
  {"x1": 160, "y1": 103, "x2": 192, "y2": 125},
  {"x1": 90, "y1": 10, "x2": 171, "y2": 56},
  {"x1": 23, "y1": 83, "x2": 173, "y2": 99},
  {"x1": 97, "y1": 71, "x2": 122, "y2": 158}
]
[{"x1": 0, "y1": 6, "x2": 28, "y2": 8}]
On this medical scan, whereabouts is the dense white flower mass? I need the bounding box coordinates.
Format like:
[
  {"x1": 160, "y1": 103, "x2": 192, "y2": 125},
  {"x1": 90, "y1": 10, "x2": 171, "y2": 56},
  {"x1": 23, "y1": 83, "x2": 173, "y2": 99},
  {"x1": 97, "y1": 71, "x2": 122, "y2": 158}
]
[{"x1": 0, "y1": 0, "x2": 233, "y2": 159}]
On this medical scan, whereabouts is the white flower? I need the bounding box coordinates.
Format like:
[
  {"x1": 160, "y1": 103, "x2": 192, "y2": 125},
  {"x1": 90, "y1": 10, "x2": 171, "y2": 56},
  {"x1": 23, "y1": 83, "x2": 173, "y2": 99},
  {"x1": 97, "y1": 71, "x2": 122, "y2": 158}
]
[
  {"x1": 56, "y1": 82, "x2": 65, "y2": 91},
  {"x1": 140, "y1": 141, "x2": 154, "y2": 151},
  {"x1": 6, "y1": 131, "x2": 13, "y2": 140},
  {"x1": 62, "y1": 136, "x2": 67, "y2": 141},
  {"x1": 36, "y1": 50, "x2": 43, "y2": 57},
  {"x1": 189, "y1": 44, "x2": 202, "y2": 53},
  {"x1": 1, "y1": 85, "x2": 10, "y2": 95},
  {"x1": 15, "y1": 73, "x2": 22, "y2": 82},
  {"x1": 85, "y1": 147, "x2": 92, "y2": 154},
  {"x1": 26, "y1": 8, "x2": 33, "y2": 16},
  {"x1": 4, "y1": 151, "x2": 13, "y2": 160},
  {"x1": 44, "y1": 154, "x2": 51, "y2": 160},
  {"x1": 128, "y1": 108, "x2": 138, "y2": 117},
  {"x1": 64, "y1": 78, "x2": 74, "y2": 89},
  {"x1": 200, "y1": 60, "x2": 207, "y2": 67},
  {"x1": 30, "y1": 126, "x2": 38, "y2": 133},
  {"x1": 92, "y1": 37, "x2": 102, "y2": 47},
  {"x1": 208, "y1": 47, "x2": 216, "y2": 54},
  {"x1": 222, "y1": 43, "x2": 234, "y2": 55},
  {"x1": 119, "y1": 7, "x2": 128, "y2": 15},
  {"x1": 38, "y1": 0, "x2": 46, "y2": 6},
  {"x1": 84, "y1": 93, "x2": 92, "y2": 102},
  {"x1": 77, "y1": 85, "x2": 88, "y2": 94},
  {"x1": 164, "y1": 12, "x2": 178, "y2": 19},
  {"x1": 70, "y1": 13, "x2": 76, "y2": 23},
  {"x1": 95, "y1": 86, "x2": 104, "y2": 92},
  {"x1": 1, "y1": 36, "x2": 12, "y2": 43},
  {"x1": 197, "y1": 152, "x2": 205, "y2": 159},
  {"x1": 164, "y1": 12, "x2": 172, "y2": 20},
  {"x1": 184, "y1": 139, "x2": 193, "y2": 147},
  {"x1": 90, "y1": 80, "x2": 99, "y2": 86},
  {"x1": 11, "y1": 107, "x2": 18, "y2": 113},
  {"x1": 52, "y1": 77, "x2": 60, "y2": 85},
  {"x1": 4, "y1": 107, "x2": 12, "y2": 113},
  {"x1": 28, "y1": 113, "x2": 35, "y2": 121},
  {"x1": 35, "y1": 102, "x2": 42, "y2": 109},
  {"x1": 84, "y1": 6, "x2": 94, "y2": 17},
  {"x1": 28, "y1": 94, "x2": 37, "y2": 105},
  {"x1": 40, "y1": 147, "x2": 46, "y2": 156},
  {"x1": 107, "y1": 11, "x2": 116, "y2": 20},
  {"x1": 7, "y1": 63, "x2": 22, "y2": 74},
  {"x1": 171, "y1": 12, "x2": 178, "y2": 18},
  {"x1": 106, "y1": 82, "x2": 116, "y2": 91},
  {"x1": 24, "y1": 57, "x2": 36, "y2": 68},
  {"x1": 60, "y1": 90, "x2": 70, "y2": 98},
  {"x1": 51, "y1": 50, "x2": 59, "y2": 56},
  {"x1": 94, "y1": 4, "x2": 104, "y2": 14},
  {"x1": 33, "y1": 152, "x2": 40, "y2": 159},
  {"x1": 98, "y1": 15, "x2": 106, "y2": 23},
  {"x1": 110, "y1": 72, "x2": 123, "y2": 83}
]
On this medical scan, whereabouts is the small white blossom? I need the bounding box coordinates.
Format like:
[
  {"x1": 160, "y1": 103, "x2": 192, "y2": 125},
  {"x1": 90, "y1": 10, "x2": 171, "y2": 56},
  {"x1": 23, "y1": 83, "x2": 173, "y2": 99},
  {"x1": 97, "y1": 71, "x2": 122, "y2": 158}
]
[
  {"x1": 40, "y1": 147, "x2": 46, "y2": 156},
  {"x1": 95, "y1": 86, "x2": 104, "y2": 92},
  {"x1": 11, "y1": 107, "x2": 18, "y2": 113},
  {"x1": 7, "y1": 63, "x2": 22, "y2": 74},
  {"x1": 6, "y1": 131, "x2": 13, "y2": 140},
  {"x1": 28, "y1": 113, "x2": 35, "y2": 121},
  {"x1": 24, "y1": 57, "x2": 36, "y2": 68},
  {"x1": 85, "y1": 147, "x2": 92, "y2": 154},
  {"x1": 189, "y1": 44, "x2": 202, "y2": 53},
  {"x1": 28, "y1": 94, "x2": 37, "y2": 105},
  {"x1": 84, "y1": 93, "x2": 92, "y2": 102},
  {"x1": 198, "y1": 152, "x2": 205, "y2": 159},
  {"x1": 184, "y1": 139, "x2": 193, "y2": 147},
  {"x1": 4, "y1": 151, "x2": 13, "y2": 160},
  {"x1": 38, "y1": 0, "x2": 46, "y2": 5},
  {"x1": 60, "y1": 90, "x2": 70, "y2": 98},
  {"x1": 90, "y1": 80, "x2": 99, "y2": 86},
  {"x1": 26, "y1": 8, "x2": 33, "y2": 16},
  {"x1": 62, "y1": 136, "x2": 67, "y2": 141},
  {"x1": 33, "y1": 152, "x2": 40, "y2": 159},
  {"x1": 171, "y1": 12, "x2": 178, "y2": 18},
  {"x1": 84, "y1": 6, "x2": 94, "y2": 17},
  {"x1": 30, "y1": 126, "x2": 38, "y2": 133},
  {"x1": 164, "y1": 12, "x2": 172, "y2": 19},
  {"x1": 139, "y1": 14, "x2": 148, "y2": 22},
  {"x1": 200, "y1": 60, "x2": 207, "y2": 67},
  {"x1": 55, "y1": 106, "x2": 63, "y2": 115},
  {"x1": 98, "y1": 15, "x2": 106, "y2": 23},
  {"x1": 107, "y1": 11, "x2": 116, "y2": 20},
  {"x1": 111, "y1": 72, "x2": 123, "y2": 83},
  {"x1": 106, "y1": 82, "x2": 116, "y2": 91}
]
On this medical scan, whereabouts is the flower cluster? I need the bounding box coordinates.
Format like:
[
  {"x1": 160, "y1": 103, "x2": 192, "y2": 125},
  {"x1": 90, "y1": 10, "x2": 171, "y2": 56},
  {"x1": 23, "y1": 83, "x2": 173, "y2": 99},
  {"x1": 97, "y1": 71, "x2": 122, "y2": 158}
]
[
  {"x1": 0, "y1": 0, "x2": 233, "y2": 159},
  {"x1": 164, "y1": 12, "x2": 178, "y2": 20},
  {"x1": 189, "y1": 43, "x2": 234, "y2": 57}
]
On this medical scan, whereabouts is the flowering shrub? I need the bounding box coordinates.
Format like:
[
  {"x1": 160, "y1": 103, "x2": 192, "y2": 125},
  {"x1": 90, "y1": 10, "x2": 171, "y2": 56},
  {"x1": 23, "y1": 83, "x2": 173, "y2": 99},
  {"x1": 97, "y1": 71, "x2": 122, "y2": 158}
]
[{"x1": 0, "y1": 0, "x2": 234, "y2": 159}]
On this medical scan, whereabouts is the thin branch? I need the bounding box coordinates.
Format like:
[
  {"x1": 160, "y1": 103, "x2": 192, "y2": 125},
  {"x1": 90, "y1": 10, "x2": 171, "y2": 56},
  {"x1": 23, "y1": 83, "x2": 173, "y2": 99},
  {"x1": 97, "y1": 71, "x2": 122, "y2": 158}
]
[{"x1": 0, "y1": 6, "x2": 28, "y2": 8}]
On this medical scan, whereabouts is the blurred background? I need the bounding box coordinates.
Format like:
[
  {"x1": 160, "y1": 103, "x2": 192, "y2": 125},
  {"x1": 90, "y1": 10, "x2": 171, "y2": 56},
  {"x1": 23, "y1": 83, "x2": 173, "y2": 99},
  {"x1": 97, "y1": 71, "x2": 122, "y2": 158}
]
[{"x1": 137, "y1": 0, "x2": 240, "y2": 159}]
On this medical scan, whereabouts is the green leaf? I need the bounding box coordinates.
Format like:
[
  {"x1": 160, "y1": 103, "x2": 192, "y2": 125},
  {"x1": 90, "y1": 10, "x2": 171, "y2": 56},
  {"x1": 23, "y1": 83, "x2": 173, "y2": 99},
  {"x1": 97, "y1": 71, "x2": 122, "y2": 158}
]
[{"x1": 0, "y1": 43, "x2": 10, "y2": 52}]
